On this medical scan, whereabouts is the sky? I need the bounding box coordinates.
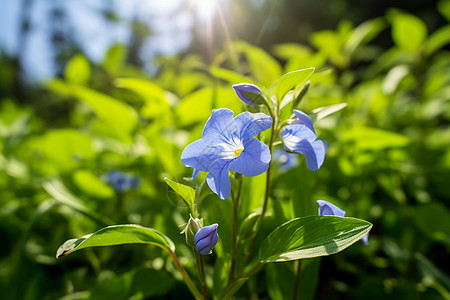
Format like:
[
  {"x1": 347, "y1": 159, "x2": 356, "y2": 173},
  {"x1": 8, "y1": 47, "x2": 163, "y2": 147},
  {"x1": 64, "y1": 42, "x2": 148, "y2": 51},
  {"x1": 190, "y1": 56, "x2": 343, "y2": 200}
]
[{"x1": 0, "y1": 0, "x2": 213, "y2": 80}]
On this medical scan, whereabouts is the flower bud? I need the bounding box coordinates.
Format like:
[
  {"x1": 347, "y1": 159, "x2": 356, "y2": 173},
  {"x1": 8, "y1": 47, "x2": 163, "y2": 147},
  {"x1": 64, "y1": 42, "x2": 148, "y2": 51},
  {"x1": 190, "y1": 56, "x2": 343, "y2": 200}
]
[
  {"x1": 317, "y1": 200, "x2": 346, "y2": 217},
  {"x1": 194, "y1": 223, "x2": 219, "y2": 255},
  {"x1": 232, "y1": 83, "x2": 265, "y2": 105},
  {"x1": 183, "y1": 217, "x2": 201, "y2": 247}
]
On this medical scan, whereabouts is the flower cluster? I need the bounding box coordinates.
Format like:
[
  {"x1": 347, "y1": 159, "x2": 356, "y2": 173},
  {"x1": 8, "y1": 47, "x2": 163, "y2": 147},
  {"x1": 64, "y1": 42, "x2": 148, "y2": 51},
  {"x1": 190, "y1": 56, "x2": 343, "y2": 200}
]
[{"x1": 181, "y1": 108, "x2": 272, "y2": 199}]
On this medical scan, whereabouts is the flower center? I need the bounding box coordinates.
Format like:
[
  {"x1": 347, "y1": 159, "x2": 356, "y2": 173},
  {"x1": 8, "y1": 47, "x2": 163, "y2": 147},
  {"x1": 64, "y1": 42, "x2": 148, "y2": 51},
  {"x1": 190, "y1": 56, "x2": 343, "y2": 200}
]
[{"x1": 233, "y1": 148, "x2": 244, "y2": 158}]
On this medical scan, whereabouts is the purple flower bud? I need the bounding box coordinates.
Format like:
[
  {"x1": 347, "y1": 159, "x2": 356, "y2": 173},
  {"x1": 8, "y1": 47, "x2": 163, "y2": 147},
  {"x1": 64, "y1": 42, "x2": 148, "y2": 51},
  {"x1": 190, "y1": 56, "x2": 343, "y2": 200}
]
[
  {"x1": 317, "y1": 200, "x2": 346, "y2": 217},
  {"x1": 232, "y1": 83, "x2": 263, "y2": 105},
  {"x1": 194, "y1": 223, "x2": 219, "y2": 255}
]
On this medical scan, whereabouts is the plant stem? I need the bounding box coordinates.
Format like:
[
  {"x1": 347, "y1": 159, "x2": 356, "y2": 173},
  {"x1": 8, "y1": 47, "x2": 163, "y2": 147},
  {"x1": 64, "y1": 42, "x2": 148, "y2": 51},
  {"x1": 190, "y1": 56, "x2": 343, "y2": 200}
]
[
  {"x1": 195, "y1": 250, "x2": 210, "y2": 300},
  {"x1": 246, "y1": 121, "x2": 276, "y2": 255},
  {"x1": 229, "y1": 175, "x2": 243, "y2": 284},
  {"x1": 292, "y1": 260, "x2": 302, "y2": 300},
  {"x1": 168, "y1": 250, "x2": 203, "y2": 300}
]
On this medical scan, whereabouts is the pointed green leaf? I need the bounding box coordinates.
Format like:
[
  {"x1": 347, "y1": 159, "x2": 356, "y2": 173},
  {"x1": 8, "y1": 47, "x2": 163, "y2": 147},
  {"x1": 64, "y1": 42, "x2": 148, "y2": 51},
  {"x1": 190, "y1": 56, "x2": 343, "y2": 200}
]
[
  {"x1": 275, "y1": 68, "x2": 314, "y2": 102},
  {"x1": 259, "y1": 216, "x2": 372, "y2": 263},
  {"x1": 56, "y1": 224, "x2": 175, "y2": 258},
  {"x1": 164, "y1": 178, "x2": 195, "y2": 216},
  {"x1": 310, "y1": 103, "x2": 348, "y2": 121}
]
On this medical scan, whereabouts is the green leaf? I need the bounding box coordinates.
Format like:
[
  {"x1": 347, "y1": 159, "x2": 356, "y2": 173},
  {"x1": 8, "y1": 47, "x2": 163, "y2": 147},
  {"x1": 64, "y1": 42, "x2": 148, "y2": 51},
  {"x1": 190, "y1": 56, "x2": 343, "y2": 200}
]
[
  {"x1": 116, "y1": 78, "x2": 171, "y2": 119},
  {"x1": 344, "y1": 17, "x2": 386, "y2": 54},
  {"x1": 275, "y1": 68, "x2": 314, "y2": 102},
  {"x1": 391, "y1": 12, "x2": 428, "y2": 51},
  {"x1": 424, "y1": 24, "x2": 450, "y2": 56},
  {"x1": 72, "y1": 170, "x2": 114, "y2": 199},
  {"x1": 103, "y1": 43, "x2": 127, "y2": 74},
  {"x1": 310, "y1": 103, "x2": 348, "y2": 121},
  {"x1": 235, "y1": 41, "x2": 282, "y2": 86},
  {"x1": 56, "y1": 224, "x2": 175, "y2": 258},
  {"x1": 438, "y1": 0, "x2": 450, "y2": 21},
  {"x1": 71, "y1": 85, "x2": 138, "y2": 141},
  {"x1": 43, "y1": 178, "x2": 113, "y2": 226},
  {"x1": 341, "y1": 127, "x2": 410, "y2": 150},
  {"x1": 164, "y1": 178, "x2": 196, "y2": 216},
  {"x1": 64, "y1": 54, "x2": 90, "y2": 85},
  {"x1": 209, "y1": 66, "x2": 255, "y2": 85},
  {"x1": 259, "y1": 216, "x2": 372, "y2": 263}
]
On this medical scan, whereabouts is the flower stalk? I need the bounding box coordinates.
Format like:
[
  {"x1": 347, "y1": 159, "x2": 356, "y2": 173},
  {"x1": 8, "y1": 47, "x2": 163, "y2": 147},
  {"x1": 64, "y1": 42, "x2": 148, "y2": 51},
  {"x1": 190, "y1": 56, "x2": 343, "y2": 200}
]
[
  {"x1": 195, "y1": 249, "x2": 209, "y2": 300},
  {"x1": 228, "y1": 174, "x2": 243, "y2": 284}
]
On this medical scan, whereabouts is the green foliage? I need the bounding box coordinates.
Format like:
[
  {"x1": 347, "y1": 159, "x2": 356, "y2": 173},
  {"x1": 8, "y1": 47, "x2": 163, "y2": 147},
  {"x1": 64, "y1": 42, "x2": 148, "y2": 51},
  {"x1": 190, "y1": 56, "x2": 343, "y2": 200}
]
[
  {"x1": 56, "y1": 224, "x2": 175, "y2": 258},
  {"x1": 259, "y1": 216, "x2": 372, "y2": 262},
  {"x1": 1, "y1": 3, "x2": 450, "y2": 299}
]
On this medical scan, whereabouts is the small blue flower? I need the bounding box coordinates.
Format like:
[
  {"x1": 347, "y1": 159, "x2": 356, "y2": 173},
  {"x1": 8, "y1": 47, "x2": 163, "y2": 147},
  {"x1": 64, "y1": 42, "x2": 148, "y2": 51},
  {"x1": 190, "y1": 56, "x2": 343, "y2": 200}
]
[
  {"x1": 317, "y1": 200, "x2": 369, "y2": 246},
  {"x1": 106, "y1": 171, "x2": 140, "y2": 192},
  {"x1": 281, "y1": 110, "x2": 325, "y2": 171},
  {"x1": 232, "y1": 83, "x2": 263, "y2": 105},
  {"x1": 181, "y1": 108, "x2": 272, "y2": 199},
  {"x1": 194, "y1": 224, "x2": 219, "y2": 255}
]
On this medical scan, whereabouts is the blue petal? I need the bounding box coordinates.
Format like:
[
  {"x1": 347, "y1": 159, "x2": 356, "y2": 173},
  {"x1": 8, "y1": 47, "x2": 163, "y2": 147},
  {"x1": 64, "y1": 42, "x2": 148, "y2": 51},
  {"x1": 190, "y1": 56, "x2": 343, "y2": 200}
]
[
  {"x1": 206, "y1": 161, "x2": 232, "y2": 199},
  {"x1": 361, "y1": 233, "x2": 369, "y2": 246},
  {"x1": 229, "y1": 139, "x2": 271, "y2": 177},
  {"x1": 202, "y1": 108, "x2": 239, "y2": 145},
  {"x1": 282, "y1": 124, "x2": 317, "y2": 152},
  {"x1": 190, "y1": 168, "x2": 200, "y2": 181},
  {"x1": 194, "y1": 224, "x2": 219, "y2": 255},
  {"x1": 194, "y1": 224, "x2": 218, "y2": 243},
  {"x1": 234, "y1": 111, "x2": 273, "y2": 140},
  {"x1": 232, "y1": 83, "x2": 262, "y2": 105},
  {"x1": 290, "y1": 138, "x2": 325, "y2": 171},
  {"x1": 317, "y1": 200, "x2": 346, "y2": 217},
  {"x1": 292, "y1": 110, "x2": 316, "y2": 135},
  {"x1": 181, "y1": 139, "x2": 223, "y2": 172}
]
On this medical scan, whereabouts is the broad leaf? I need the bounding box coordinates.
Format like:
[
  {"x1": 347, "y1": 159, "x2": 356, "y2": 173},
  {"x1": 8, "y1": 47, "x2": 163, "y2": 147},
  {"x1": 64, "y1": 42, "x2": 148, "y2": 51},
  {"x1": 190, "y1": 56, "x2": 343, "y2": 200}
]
[
  {"x1": 164, "y1": 178, "x2": 196, "y2": 216},
  {"x1": 391, "y1": 12, "x2": 427, "y2": 51},
  {"x1": 275, "y1": 68, "x2": 314, "y2": 102},
  {"x1": 56, "y1": 224, "x2": 175, "y2": 258},
  {"x1": 259, "y1": 216, "x2": 372, "y2": 262}
]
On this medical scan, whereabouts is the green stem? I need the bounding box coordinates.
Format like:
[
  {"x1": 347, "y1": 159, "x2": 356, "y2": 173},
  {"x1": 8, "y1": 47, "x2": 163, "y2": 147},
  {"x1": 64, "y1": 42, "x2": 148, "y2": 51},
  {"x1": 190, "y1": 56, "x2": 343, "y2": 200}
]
[
  {"x1": 292, "y1": 260, "x2": 302, "y2": 300},
  {"x1": 228, "y1": 175, "x2": 243, "y2": 284},
  {"x1": 168, "y1": 250, "x2": 203, "y2": 300},
  {"x1": 246, "y1": 121, "x2": 276, "y2": 255},
  {"x1": 195, "y1": 250, "x2": 209, "y2": 300}
]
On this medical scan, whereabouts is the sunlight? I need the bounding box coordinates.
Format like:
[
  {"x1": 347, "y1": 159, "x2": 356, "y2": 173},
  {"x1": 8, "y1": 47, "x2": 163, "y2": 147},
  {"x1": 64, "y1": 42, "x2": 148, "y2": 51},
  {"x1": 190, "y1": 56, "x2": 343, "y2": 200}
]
[{"x1": 191, "y1": 0, "x2": 218, "y2": 21}]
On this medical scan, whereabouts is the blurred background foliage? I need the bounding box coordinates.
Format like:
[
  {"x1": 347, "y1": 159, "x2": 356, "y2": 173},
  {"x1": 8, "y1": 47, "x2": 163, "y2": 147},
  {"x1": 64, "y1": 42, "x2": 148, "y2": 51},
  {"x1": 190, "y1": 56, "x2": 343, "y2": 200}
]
[{"x1": 1, "y1": 0, "x2": 449, "y2": 299}]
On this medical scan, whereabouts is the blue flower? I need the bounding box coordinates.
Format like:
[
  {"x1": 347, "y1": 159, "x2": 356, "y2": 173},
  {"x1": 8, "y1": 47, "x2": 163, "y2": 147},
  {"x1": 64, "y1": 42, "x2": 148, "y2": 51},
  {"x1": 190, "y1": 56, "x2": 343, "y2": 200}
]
[
  {"x1": 106, "y1": 171, "x2": 140, "y2": 192},
  {"x1": 232, "y1": 83, "x2": 263, "y2": 105},
  {"x1": 281, "y1": 110, "x2": 325, "y2": 171},
  {"x1": 317, "y1": 200, "x2": 369, "y2": 246},
  {"x1": 194, "y1": 224, "x2": 219, "y2": 255},
  {"x1": 181, "y1": 108, "x2": 272, "y2": 199}
]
